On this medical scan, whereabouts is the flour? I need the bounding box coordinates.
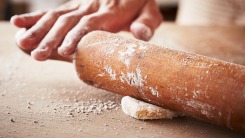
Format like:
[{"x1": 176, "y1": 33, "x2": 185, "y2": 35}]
[
  {"x1": 149, "y1": 87, "x2": 159, "y2": 97},
  {"x1": 54, "y1": 99, "x2": 119, "y2": 116},
  {"x1": 124, "y1": 59, "x2": 131, "y2": 67},
  {"x1": 139, "y1": 43, "x2": 147, "y2": 50},
  {"x1": 119, "y1": 65, "x2": 146, "y2": 89},
  {"x1": 118, "y1": 43, "x2": 137, "y2": 68},
  {"x1": 104, "y1": 65, "x2": 117, "y2": 80}
]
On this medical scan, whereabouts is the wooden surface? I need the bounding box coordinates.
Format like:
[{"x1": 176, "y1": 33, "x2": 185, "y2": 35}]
[{"x1": 0, "y1": 22, "x2": 244, "y2": 138}]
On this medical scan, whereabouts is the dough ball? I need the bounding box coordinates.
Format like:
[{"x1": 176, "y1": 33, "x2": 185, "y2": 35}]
[{"x1": 121, "y1": 96, "x2": 178, "y2": 120}]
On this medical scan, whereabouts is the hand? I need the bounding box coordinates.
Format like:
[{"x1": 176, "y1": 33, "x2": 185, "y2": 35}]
[{"x1": 11, "y1": 0, "x2": 162, "y2": 61}]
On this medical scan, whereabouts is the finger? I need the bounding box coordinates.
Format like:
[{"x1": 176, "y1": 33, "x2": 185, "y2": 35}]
[
  {"x1": 16, "y1": 28, "x2": 73, "y2": 62},
  {"x1": 10, "y1": 10, "x2": 47, "y2": 28},
  {"x1": 15, "y1": 28, "x2": 27, "y2": 46},
  {"x1": 31, "y1": 9, "x2": 95, "y2": 61},
  {"x1": 58, "y1": 13, "x2": 104, "y2": 56},
  {"x1": 15, "y1": 29, "x2": 33, "y2": 55},
  {"x1": 10, "y1": 0, "x2": 80, "y2": 29},
  {"x1": 130, "y1": 0, "x2": 162, "y2": 41},
  {"x1": 17, "y1": 7, "x2": 79, "y2": 50},
  {"x1": 31, "y1": 0, "x2": 100, "y2": 61},
  {"x1": 58, "y1": 2, "x2": 152, "y2": 57}
]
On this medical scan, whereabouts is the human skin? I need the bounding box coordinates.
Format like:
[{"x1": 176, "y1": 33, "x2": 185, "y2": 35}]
[{"x1": 11, "y1": 0, "x2": 162, "y2": 61}]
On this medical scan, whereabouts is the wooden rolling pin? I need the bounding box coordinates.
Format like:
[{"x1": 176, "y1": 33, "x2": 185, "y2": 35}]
[{"x1": 74, "y1": 31, "x2": 245, "y2": 132}]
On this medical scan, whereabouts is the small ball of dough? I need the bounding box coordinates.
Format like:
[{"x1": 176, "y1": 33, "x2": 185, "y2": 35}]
[{"x1": 121, "y1": 96, "x2": 178, "y2": 120}]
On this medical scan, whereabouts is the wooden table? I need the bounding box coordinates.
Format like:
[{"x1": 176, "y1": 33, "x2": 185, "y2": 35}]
[{"x1": 0, "y1": 22, "x2": 244, "y2": 138}]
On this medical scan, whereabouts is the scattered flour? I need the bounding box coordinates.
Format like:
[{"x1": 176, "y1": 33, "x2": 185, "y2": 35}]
[{"x1": 56, "y1": 99, "x2": 119, "y2": 115}]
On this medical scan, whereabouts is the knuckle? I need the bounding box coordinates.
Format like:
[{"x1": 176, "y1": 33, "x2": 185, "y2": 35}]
[
  {"x1": 42, "y1": 38, "x2": 55, "y2": 47},
  {"x1": 81, "y1": 15, "x2": 97, "y2": 25},
  {"x1": 26, "y1": 30, "x2": 37, "y2": 38},
  {"x1": 58, "y1": 14, "x2": 75, "y2": 23},
  {"x1": 47, "y1": 10, "x2": 60, "y2": 18},
  {"x1": 66, "y1": 28, "x2": 85, "y2": 43},
  {"x1": 34, "y1": 10, "x2": 46, "y2": 15},
  {"x1": 79, "y1": 15, "x2": 104, "y2": 30},
  {"x1": 57, "y1": 15, "x2": 69, "y2": 23},
  {"x1": 65, "y1": 31, "x2": 78, "y2": 43}
]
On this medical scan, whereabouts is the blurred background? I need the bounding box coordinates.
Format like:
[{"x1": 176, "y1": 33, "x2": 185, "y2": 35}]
[
  {"x1": 0, "y1": 0, "x2": 179, "y2": 21},
  {"x1": 1, "y1": 0, "x2": 244, "y2": 25}
]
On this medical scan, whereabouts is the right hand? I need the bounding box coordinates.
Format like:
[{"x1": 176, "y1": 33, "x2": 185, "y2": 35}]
[{"x1": 11, "y1": 0, "x2": 162, "y2": 61}]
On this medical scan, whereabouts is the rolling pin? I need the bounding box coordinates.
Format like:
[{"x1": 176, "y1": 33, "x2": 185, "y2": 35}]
[{"x1": 74, "y1": 31, "x2": 245, "y2": 132}]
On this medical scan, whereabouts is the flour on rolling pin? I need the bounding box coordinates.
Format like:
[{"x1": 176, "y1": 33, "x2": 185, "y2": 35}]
[
  {"x1": 121, "y1": 96, "x2": 178, "y2": 119},
  {"x1": 75, "y1": 31, "x2": 245, "y2": 132}
]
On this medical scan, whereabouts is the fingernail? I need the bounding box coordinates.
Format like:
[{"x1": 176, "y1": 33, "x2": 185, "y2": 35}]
[
  {"x1": 58, "y1": 40, "x2": 73, "y2": 56},
  {"x1": 11, "y1": 15, "x2": 26, "y2": 27},
  {"x1": 58, "y1": 46, "x2": 73, "y2": 56},
  {"x1": 15, "y1": 29, "x2": 27, "y2": 48},
  {"x1": 132, "y1": 22, "x2": 152, "y2": 41},
  {"x1": 31, "y1": 47, "x2": 50, "y2": 61},
  {"x1": 18, "y1": 37, "x2": 37, "y2": 50},
  {"x1": 10, "y1": 15, "x2": 17, "y2": 25},
  {"x1": 58, "y1": 47, "x2": 68, "y2": 56}
]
